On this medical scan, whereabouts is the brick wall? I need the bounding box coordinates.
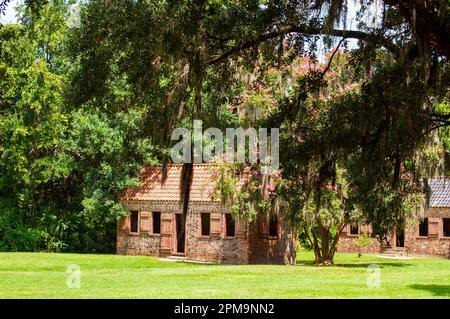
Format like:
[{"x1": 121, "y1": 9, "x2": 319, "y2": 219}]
[
  {"x1": 116, "y1": 211, "x2": 162, "y2": 256},
  {"x1": 184, "y1": 205, "x2": 249, "y2": 264},
  {"x1": 116, "y1": 227, "x2": 161, "y2": 256},
  {"x1": 336, "y1": 208, "x2": 450, "y2": 258},
  {"x1": 117, "y1": 200, "x2": 297, "y2": 264},
  {"x1": 116, "y1": 201, "x2": 180, "y2": 256},
  {"x1": 247, "y1": 215, "x2": 297, "y2": 264},
  {"x1": 337, "y1": 236, "x2": 380, "y2": 254},
  {"x1": 337, "y1": 224, "x2": 380, "y2": 254},
  {"x1": 404, "y1": 208, "x2": 450, "y2": 257}
]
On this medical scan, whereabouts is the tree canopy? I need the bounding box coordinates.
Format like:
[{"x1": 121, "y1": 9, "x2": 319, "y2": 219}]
[{"x1": 0, "y1": 0, "x2": 449, "y2": 260}]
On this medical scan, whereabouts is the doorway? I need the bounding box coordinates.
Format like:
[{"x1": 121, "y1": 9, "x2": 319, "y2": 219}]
[
  {"x1": 175, "y1": 214, "x2": 185, "y2": 254},
  {"x1": 396, "y1": 229, "x2": 405, "y2": 248}
]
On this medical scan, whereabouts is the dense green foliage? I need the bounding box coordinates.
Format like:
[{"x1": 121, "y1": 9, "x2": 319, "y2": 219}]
[
  {"x1": 212, "y1": 51, "x2": 435, "y2": 263},
  {"x1": 0, "y1": 0, "x2": 449, "y2": 260},
  {"x1": 0, "y1": 2, "x2": 155, "y2": 252}
]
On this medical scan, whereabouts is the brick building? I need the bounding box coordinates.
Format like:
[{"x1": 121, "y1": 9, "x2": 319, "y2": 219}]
[
  {"x1": 338, "y1": 179, "x2": 450, "y2": 258},
  {"x1": 117, "y1": 164, "x2": 296, "y2": 264}
]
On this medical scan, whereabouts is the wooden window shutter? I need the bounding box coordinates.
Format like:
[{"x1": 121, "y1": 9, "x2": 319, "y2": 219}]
[
  {"x1": 235, "y1": 217, "x2": 247, "y2": 238},
  {"x1": 260, "y1": 216, "x2": 269, "y2": 238},
  {"x1": 428, "y1": 217, "x2": 439, "y2": 237},
  {"x1": 340, "y1": 224, "x2": 348, "y2": 235},
  {"x1": 210, "y1": 212, "x2": 221, "y2": 238},
  {"x1": 140, "y1": 211, "x2": 151, "y2": 232},
  {"x1": 118, "y1": 216, "x2": 128, "y2": 231}
]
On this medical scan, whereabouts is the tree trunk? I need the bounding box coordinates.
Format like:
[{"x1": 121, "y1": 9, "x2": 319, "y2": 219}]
[
  {"x1": 179, "y1": 163, "x2": 193, "y2": 246},
  {"x1": 311, "y1": 225, "x2": 343, "y2": 265}
]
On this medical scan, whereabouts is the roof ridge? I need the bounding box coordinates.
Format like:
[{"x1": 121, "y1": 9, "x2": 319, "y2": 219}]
[
  {"x1": 122, "y1": 163, "x2": 225, "y2": 203},
  {"x1": 143, "y1": 163, "x2": 220, "y2": 167}
]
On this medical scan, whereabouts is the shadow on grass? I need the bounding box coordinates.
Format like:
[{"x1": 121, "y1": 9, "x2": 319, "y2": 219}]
[
  {"x1": 409, "y1": 284, "x2": 450, "y2": 297},
  {"x1": 296, "y1": 260, "x2": 411, "y2": 268},
  {"x1": 332, "y1": 262, "x2": 411, "y2": 268}
]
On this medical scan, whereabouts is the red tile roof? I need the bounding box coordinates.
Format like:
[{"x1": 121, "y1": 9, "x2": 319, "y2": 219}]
[{"x1": 120, "y1": 164, "x2": 221, "y2": 202}]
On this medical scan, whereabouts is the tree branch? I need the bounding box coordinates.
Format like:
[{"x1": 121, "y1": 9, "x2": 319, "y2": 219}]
[
  {"x1": 384, "y1": 0, "x2": 450, "y2": 57},
  {"x1": 204, "y1": 24, "x2": 399, "y2": 67}
]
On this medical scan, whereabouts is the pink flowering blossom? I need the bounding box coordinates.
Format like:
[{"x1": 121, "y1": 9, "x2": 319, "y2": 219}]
[
  {"x1": 211, "y1": 170, "x2": 220, "y2": 178},
  {"x1": 320, "y1": 184, "x2": 337, "y2": 191},
  {"x1": 272, "y1": 170, "x2": 281, "y2": 180},
  {"x1": 251, "y1": 170, "x2": 260, "y2": 177}
]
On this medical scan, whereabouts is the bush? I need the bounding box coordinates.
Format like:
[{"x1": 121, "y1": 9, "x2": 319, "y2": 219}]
[
  {"x1": 0, "y1": 209, "x2": 65, "y2": 252},
  {"x1": 355, "y1": 232, "x2": 372, "y2": 257}
]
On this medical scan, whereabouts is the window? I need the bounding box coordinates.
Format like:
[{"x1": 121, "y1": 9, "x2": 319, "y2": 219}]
[
  {"x1": 152, "y1": 212, "x2": 161, "y2": 234},
  {"x1": 201, "y1": 213, "x2": 211, "y2": 236},
  {"x1": 130, "y1": 211, "x2": 139, "y2": 233},
  {"x1": 225, "y1": 213, "x2": 235, "y2": 237},
  {"x1": 443, "y1": 218, "x2": 450, "y2": 237},
  {"x1": 350, "y1": 224, "x2": 359, "y2": 235},
  {"x1": 269, "y1": 214, "x2": 278, "y2": 237},
  {"x1": 419, "y1": 218, "x2": 428, "y2": 237}
]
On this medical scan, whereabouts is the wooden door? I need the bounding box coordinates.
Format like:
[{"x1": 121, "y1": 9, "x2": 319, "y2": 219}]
[{"x1": 160, "y1": 213, "x2": 173, "y2": 254}]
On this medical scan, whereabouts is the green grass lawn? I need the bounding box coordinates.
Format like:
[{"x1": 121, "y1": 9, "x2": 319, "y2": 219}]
[{"x1": 0, "y1": 250, "x2": 449, "y2": 298}]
